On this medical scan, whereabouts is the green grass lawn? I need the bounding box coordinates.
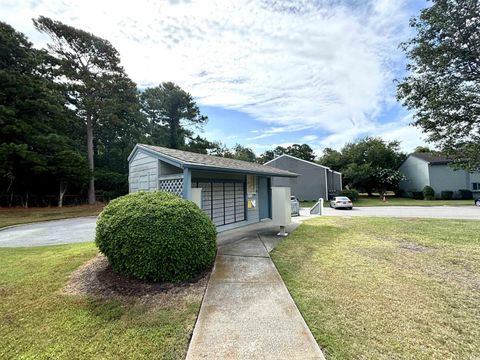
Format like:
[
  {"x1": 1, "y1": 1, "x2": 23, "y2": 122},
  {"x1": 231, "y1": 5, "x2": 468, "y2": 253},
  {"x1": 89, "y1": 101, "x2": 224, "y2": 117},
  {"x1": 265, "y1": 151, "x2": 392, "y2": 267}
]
[
  {"x1": 300, "y1": 196, "x2": 473, "y2": 208},
  {"x1": 272, "y1": 217, "x2": 480, "y2": 359},
  {"x1": 0, "y1": 204, "x2": 104, "y2": 228},
  {"x1": 0, "y1": 243, "x2": 203, "y2": 359}
]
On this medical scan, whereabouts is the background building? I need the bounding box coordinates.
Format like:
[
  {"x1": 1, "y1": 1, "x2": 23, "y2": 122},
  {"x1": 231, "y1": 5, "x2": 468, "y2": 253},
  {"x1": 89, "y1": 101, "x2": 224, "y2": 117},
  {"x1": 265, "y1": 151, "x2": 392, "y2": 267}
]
[{"x1": 265, "y1": 154, "x2": 342, "y2": 201}]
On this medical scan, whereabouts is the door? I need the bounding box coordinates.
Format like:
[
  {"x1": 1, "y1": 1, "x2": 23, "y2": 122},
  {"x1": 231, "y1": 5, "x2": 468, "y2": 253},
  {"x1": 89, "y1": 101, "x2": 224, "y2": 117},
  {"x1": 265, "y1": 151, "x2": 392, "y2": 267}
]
[{"x1": 258, "y1": 177, "x2": 271, "y2": 220}]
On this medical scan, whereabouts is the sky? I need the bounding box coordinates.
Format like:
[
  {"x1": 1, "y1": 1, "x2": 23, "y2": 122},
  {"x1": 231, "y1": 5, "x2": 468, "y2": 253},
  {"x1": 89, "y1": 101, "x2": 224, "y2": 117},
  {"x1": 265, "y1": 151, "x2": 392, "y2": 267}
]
[{"x1": 1, "y1": 0, "x2": 431, "y2": 156}]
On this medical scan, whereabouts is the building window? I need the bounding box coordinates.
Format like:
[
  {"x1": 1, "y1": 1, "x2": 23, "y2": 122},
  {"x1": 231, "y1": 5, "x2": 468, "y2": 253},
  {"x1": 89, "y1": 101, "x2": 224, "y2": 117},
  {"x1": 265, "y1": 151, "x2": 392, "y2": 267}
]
[{"x1": 473, "y1": 182, "x2": 480, "y2": 190}]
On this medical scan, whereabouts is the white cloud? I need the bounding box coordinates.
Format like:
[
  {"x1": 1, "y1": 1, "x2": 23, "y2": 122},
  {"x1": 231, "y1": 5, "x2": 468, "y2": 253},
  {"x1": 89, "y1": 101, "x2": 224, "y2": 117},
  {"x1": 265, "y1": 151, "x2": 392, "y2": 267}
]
[
  {"x1": 1, "y1": 0, "x2": 419, "y2": 148},
  {"x1": 308, "y1": 113, "x2": 430, "y2": 155}
]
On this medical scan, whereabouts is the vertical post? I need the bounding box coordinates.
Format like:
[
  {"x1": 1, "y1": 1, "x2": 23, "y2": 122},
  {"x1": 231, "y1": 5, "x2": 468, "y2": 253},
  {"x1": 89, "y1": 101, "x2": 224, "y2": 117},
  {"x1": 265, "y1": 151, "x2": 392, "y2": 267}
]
[
  {"x1": 319, "y1": 198, "x2": 324, "y2": 216},
  {"x1": 244, "y1": 175, "x2": 248, "y2": 221},
  {"x1": 182, "y1": 168, "x2": 191, "y2": 200},
  {"x1": 277, "y1": 225, "x2": 288, "y2": 237}
]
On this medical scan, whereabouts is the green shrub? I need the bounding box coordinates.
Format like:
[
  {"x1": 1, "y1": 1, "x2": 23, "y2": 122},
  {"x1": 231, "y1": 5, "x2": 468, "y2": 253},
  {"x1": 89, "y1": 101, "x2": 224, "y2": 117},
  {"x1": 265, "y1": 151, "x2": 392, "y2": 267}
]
[
  {"x1": 340, "y1": 189, "x2": 359, "y2": 201},
  {"x1": 95, "y1": 191, "x2": 217, "y2": 282},
  {"x1": 441, "y1": 191, "x2": 453, "y2": 200},
  {"x1": 458, "y1": 189, "x2": 473, "y2": 200},
  {"x1": 422, "y1": 186, "x2": 435, "y2": 200},
  {"x1": 410, "y1": 191, "x2": 424, "y2": 200}
]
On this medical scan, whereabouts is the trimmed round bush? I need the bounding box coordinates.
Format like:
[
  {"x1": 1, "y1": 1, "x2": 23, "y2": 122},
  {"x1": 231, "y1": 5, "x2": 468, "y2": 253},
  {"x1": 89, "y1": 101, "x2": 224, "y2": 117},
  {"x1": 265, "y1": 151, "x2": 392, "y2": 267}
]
[
  {"x1": 422, "y1": 185, "x2": 435, "y2": 200},
  {"x1": 95, "y1": 191, "x2": 217, "y2": 282}
]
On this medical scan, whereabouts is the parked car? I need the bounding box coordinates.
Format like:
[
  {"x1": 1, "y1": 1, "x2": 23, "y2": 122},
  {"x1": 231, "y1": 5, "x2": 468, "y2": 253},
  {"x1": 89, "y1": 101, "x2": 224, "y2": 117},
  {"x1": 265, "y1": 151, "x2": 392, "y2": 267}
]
[
  {"x1": 475, "y1": 198, "x2": 480, "y2": 206},
  {"x1": 330, "y1": 196, "x2": 353, "y2": 210},
  {"x1": 290, "y1": 195, "x2": 300, "y2": 216}
]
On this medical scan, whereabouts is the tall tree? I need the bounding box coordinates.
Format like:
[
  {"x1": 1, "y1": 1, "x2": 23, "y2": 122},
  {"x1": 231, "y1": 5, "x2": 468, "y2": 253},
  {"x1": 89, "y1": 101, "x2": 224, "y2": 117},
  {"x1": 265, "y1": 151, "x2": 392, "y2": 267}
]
[
  {"x1": 224, "y1": 144, "x2": 257, "y2": 162},
  {"x1": 397, "y1": 0, "x2": 480, "y2": 171},
  {"x1": 34, "y1": 16, "x2": 142, "y2": 204},
  {"x1": 183, "y1": 136, "x2": 219, "y2": 154},
  {"x1": 319, "y1": 137, "x2": 406, "y2": 196},
  {"x1": 0, "y1": 21, "x2": 83, "y2": 206},
  {"x1": 259, "y1": 143, "x2": 316, "y2": 163},
  {"x1": 140, "y1": 82, "x2": 208, "y2": 149}
]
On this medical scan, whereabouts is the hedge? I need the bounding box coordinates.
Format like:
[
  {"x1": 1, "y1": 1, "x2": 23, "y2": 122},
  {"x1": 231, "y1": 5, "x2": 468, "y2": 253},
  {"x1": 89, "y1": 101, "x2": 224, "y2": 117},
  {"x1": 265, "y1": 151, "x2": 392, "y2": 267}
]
[
  {"x1": 458, "y1": 189, "x2": 473, "y2": 200},
  {"x1": 95, "y1": 191, "x2": 217, "y2": 282},
  {"x1": 340, "y1": 189, "x2": 359, "y2": 201},
  {"x1": 441, "y1": 191, "x2": 453, "y2": 200},
  {"x1": 410, "y1": 191, "x2": 424, "y2": 200}
]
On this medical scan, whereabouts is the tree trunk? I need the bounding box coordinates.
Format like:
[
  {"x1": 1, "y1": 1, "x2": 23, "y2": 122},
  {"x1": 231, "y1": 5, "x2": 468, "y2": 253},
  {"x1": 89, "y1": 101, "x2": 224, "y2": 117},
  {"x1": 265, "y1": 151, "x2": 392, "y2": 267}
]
[
  {"x1": 58, "y1": 181, "x2": 67, "y2": 208},
  {"x1": 86, "y1": 114, "x2": 96, "y2": 205},
  {"x1": 170, "y1": 118, "x2": 179, "y2": 149}
]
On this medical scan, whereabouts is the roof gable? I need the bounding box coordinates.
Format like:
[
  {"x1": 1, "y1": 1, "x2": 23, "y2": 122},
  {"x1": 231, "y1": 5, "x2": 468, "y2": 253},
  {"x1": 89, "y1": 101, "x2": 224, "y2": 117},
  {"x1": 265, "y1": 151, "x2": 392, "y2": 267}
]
[
  {"x1": 264, "y1": 153, "x2": 334, "y2": 171},
  {"x1": 410, "y1": 152, "x2": 451, "y2": 165},
  {"x1": 129, "y1": 144, "x2": 298, "y2": 177}
]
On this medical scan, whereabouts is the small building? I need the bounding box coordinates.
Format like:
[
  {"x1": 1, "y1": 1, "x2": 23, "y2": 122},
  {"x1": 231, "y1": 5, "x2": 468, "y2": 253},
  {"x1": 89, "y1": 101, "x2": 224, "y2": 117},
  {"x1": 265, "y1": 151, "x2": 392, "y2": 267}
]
[
  {"x1": 264, "y1": 154, "x2": 342, "y2": 201},
  {"x1": 399, "y1": 153, "x2": 480, "y2": 198},
  {"x1": 128, "y1": 144, "x2": 297, "y2": 231}
]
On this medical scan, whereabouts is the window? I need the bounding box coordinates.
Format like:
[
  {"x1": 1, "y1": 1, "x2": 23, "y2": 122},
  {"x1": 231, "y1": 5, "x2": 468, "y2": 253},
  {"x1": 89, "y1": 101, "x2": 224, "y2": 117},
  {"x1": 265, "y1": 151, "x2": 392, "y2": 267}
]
[{"x1": 473, "y1": 182, "x2": 480, "y2": 190}]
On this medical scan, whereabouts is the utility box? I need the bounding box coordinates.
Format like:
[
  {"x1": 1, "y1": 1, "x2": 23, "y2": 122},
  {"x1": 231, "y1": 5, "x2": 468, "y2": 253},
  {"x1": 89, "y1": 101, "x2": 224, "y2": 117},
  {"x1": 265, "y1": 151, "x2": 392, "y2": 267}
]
[{"x1": 271, "y1": 187, "x2": 291, "y2": 235}]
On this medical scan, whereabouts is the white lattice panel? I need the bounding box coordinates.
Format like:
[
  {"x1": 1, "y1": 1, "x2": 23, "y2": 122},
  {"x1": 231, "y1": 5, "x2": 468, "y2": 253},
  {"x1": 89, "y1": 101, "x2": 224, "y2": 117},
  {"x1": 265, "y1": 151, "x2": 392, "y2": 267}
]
[{"x1": 159, "y1": 178, "x2": 184, "y2": 197}]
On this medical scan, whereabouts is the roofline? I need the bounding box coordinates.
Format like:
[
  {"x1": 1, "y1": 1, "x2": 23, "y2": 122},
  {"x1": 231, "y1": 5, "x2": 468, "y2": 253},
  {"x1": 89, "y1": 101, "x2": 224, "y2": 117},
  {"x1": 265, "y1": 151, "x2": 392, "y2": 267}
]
[
  {"x1": 264, "y1": 153, "x2": 331, "y2": 170},
  {"x1": 408, "y1": 153, "x2": 451, "y2": 165},
  {"x1": 185, "y1": 164, "x2": 298, "y2": 177},
  {"x1": 128, "y1": 144, "x2": 185, "y2": 168},
  {"x1": 130, "y1": 144, "x2": 298, "y2": 177}
]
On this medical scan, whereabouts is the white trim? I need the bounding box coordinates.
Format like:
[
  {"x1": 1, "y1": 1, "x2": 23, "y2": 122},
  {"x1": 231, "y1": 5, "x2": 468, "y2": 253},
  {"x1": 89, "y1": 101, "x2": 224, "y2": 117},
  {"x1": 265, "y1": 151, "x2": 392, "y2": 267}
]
[
  {"x1": 128, "y1": 144, "x2": 185, "y2": 169},
  {"x1": 264, "y1": 153, "x2": 331, "y2": 170},
  {"x1": 158, "y1": 174, "x2": 184, "y2": 180}
]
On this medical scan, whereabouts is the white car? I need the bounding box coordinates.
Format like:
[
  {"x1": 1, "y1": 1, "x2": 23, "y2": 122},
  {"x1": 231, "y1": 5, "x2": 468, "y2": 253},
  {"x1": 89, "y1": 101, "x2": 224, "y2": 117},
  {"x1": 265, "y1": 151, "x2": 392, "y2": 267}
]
[{"x1": 330, "y1": 196, "x2": 353, "y2": 210}]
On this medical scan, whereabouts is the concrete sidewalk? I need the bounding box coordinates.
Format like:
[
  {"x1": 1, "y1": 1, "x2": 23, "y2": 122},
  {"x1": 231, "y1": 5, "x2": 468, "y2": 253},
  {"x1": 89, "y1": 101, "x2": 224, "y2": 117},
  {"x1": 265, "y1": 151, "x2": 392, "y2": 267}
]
[{"x1": 186, "y1": 222, "x2": 325, "y2": 360}]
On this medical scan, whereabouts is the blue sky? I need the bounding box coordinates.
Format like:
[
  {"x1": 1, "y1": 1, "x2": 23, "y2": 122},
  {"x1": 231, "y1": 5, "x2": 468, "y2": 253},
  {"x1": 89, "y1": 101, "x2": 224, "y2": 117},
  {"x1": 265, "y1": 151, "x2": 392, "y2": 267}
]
[{"x1": 1, "y1": 0, "x2": 430, "y2": 157}]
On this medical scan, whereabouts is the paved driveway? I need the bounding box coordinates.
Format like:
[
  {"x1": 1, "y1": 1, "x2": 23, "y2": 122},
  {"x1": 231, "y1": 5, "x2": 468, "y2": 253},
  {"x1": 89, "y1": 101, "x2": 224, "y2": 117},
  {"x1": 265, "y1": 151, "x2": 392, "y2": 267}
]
[
  {"x1": 0, "y1": 217, "x2": 97, "y2": 247},
  {"x1": 1, "y1": 205, "x2": 478, "y2": 248},
  {"x1": 320, "y1": 205, "x2": 480, "y2": 220}
]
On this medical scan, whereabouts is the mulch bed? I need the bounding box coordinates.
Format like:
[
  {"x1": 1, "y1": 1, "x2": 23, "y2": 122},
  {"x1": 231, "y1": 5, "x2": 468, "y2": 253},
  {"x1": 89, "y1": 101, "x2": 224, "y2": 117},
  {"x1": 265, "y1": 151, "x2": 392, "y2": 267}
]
[{"x1": 63, "y1": 254, "x2": 209, "y2": 307}]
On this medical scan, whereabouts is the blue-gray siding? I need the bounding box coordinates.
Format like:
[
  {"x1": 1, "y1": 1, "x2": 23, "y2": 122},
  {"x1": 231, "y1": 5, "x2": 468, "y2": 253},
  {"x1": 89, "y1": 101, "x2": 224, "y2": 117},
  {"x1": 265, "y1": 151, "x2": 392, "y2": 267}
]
[
  {"x1": 399, "y1": 155, "x2": 480, "y2": 198},
  {"x1": 267, "y1": 156, "x2": 339, "y2": 201},
  {"x1": 129, "y1": 149, "x2": 158, "y2": 192},
  {"x1": 399, "y1": 156, "x2": 430, "y2": 194}
]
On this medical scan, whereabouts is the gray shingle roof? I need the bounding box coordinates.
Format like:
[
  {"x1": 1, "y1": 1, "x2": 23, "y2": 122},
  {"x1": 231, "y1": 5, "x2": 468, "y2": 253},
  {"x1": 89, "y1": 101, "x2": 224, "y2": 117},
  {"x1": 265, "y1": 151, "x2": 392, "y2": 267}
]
[
  {"x1": 138, "y1": 144, "x2": 298, "y2": 177},
  {"x1": 411, "y1": 152, "x2": 451, "y2": 165}
]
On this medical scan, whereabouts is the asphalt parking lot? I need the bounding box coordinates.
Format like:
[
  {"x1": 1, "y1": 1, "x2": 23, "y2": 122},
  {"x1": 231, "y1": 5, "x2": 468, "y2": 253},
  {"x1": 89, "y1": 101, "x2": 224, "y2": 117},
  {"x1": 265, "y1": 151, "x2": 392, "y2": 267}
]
[{"x1": 320, "y1": 205, "x2": 480, "y2": 220}]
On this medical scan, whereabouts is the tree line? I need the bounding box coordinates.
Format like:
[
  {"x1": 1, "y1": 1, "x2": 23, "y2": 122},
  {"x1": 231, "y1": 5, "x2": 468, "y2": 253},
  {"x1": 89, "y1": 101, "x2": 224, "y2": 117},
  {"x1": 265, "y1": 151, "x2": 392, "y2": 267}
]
[
  {"x1": 0, "y1": 18, "x2": 323, "y2": 207},
  {"x1": 2, "y1": 0, "x2": 477, "y2": 206}
]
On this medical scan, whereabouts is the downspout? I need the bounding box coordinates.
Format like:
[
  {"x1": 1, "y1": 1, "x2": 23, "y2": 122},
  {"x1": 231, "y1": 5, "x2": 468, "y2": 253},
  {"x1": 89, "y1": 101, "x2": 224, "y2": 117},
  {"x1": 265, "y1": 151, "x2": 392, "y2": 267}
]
[
  {"x1": 324, "y1": 169, "x2": 329, "y2": 200},
  {"x1": 182, "y1": 167, "x2": 192, "y2": 200}
]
